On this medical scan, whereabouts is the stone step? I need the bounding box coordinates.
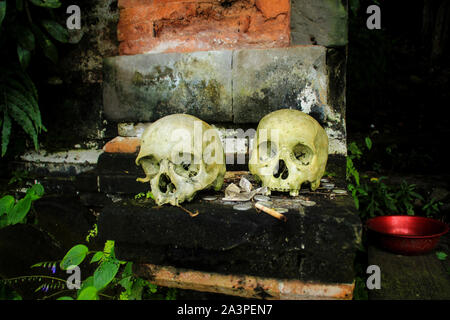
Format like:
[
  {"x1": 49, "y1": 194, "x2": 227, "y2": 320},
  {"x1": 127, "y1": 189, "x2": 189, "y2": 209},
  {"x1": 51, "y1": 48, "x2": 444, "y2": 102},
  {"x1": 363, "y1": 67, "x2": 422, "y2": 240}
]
[{"x1": 98, "y1": 194, "x2": 362, "y2": 290}]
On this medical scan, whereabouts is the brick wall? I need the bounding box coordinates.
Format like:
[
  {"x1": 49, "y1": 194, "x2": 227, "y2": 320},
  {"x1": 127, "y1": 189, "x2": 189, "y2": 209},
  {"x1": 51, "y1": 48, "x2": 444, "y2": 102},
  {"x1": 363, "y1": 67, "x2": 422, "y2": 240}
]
[{"x1": 117, "y1": 0, "x2": 291, "y2": 55}]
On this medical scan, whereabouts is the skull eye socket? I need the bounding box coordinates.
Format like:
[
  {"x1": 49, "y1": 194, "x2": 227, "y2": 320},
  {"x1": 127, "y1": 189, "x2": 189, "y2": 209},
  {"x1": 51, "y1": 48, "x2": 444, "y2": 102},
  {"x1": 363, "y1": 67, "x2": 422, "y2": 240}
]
[
  {"x1": 139, "y1": 156, "x2": 160, "y2": 177},
  {"x1": 292, "y1": 143, "x2": 313, "y2": 166},
  {"x1": 173, "y1": 152, "x2": 200, "y2": 178},
  {"x1": 258, "y1": 140, "x2": 277, "y2": 162}
]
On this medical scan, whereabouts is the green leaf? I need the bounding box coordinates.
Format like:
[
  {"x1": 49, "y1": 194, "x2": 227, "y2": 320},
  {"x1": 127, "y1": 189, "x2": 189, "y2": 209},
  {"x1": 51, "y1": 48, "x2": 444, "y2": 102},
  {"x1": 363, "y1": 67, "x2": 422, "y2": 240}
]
[
  {"x1": 365, "y1": 137, "x2": 372, "y2": 150},
  {"x1": 6, "y1": 78, "x2": 41, "y2": 128},
  {"x1": 5, "y1": 87, "x2": 41, "y2": 131},
  {"x1": 7, "y1": 195, "x2": 32, "y2": 225},
  {"x1": 103, "y1": 240, "x2": 115, "y2": 259},
  {"x1": 90, "y1": 251, "x2": 103, "y2": 264},
  {"x1": 436, "y1": 252, "x2": 448, "y2": 261},
  {"x1": 15, "y1": 25, "x2": 35, "y2": 51},
  {"x1": 57, "y1": 296, "x2": 74, "y2": 300},
  {"x1": 41, "y1": 19, "x2": 69, "y2": 43},
  {"x1": 76, "y1": 276, "x2": 94, "y2": 298},
  {"x1": 28, "y1": 0, "x2": 61, "y2": 8},
  {"x1": 31, "y1": 24, "x2": 58, "y2": 64},
  {"x1": 1, "y1": 110, "x2": 12, "y2": 156},
  {"x1": 0, "y1": 195, "x2": 14, "y2": 215},
  {"x1": 15, "y1": 70, "x2": 38, "y2": 101},
  {"x1": 0, "y1": 215, "x2": 7, "y2": 228},
  {"x1": 17, "y1": 45, "x2": 31, "y2": 69},
  {"x1": 93, "y1": 260, "x2": 120, "y2": 290},
  {"x1": 77, "y1": 286, "x2": 98, "y2": 300},
  {"x1": 26, "y1": 183, "x2": 44, "y2": 200},
  {"x1": 6, "y1": 100, "x2": 39, "y2": 150},
  {"x1": 60, "y1": 244, "x2": 89, "y2": 270},
  {"x1": 0, "y1": 1, "x2": 6, "y2": 29}
]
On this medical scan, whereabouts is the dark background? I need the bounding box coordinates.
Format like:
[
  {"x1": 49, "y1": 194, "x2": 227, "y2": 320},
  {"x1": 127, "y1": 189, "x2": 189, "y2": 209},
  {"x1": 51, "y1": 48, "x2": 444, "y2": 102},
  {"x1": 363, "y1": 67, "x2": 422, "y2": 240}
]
[{"x1": 347, "y1": 0, "x2": 450, "y2": 175}]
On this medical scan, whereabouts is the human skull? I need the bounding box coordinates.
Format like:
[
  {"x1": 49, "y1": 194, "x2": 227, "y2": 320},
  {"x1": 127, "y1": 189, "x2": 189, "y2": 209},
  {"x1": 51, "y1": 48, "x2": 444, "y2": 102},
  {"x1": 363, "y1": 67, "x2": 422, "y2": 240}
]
[
  {"x1": 249, "y1": 109, "x2": 328, "y2": 196},
  {"x1": 136, "y1": 114, "x2": 226, "y2": 206}
]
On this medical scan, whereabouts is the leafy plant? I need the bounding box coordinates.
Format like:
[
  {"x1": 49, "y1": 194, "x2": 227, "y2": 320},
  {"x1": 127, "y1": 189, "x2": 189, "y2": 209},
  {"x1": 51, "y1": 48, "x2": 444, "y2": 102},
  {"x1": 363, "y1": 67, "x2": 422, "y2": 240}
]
[
  {"x1": 346, "y1": 138, "x2": 434, "y2": 220},
  {"x1": 0, "y1": 240, "x2": 173, "y2": 300},
  {"x1": 0, "y1": 0, "x2": 74, "y2": 156},
  {"x1": 55, "y1": 241, "x2": 176, "y2": 300},
  {"x1": 423, "y1": 198, "x2": 443, "y2": 218},
  {"x1": 0, "y1": 183, "x2": 44, "y2": 228},
  {"x1": 0, "y1": 68, "x2": 45, "y2": 155}
]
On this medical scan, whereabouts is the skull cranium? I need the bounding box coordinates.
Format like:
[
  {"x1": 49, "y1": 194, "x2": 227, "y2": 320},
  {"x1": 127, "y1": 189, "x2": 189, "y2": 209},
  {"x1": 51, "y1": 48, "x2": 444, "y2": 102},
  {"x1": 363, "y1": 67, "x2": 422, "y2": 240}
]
[
  {"x1": 249, "y1": 109, "x2": 328, "y2": 196},
  {"x1": 136, "y1": 114, "x2": 226, "y2": 206}
]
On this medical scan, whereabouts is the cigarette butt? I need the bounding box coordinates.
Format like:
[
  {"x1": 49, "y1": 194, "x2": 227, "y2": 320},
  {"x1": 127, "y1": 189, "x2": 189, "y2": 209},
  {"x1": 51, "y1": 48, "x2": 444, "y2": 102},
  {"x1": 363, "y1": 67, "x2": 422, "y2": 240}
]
[{"x1": 255, "y1": 203, "x2": 287, "y2": 222}]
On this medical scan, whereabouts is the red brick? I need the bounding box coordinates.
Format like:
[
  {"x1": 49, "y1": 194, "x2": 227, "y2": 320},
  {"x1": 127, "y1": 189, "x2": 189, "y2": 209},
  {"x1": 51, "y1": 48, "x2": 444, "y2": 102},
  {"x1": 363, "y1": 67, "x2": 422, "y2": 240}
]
[
  {"x1": 117, "y1": 0, "x2": 291, "y2": 55},
  {"x1": 255, "y1": 0, "x2": 290, "y2": 19},
  {"x1": 119, "y1": 7, "x2": 152, "y2": 26},
  {"x1": 103, "y1": 137, "x2": 141, "y2": 154},
  {"x1": 119, "y1": 0, "x2": 204, "y2": 9},
  {"x1": 118, "y1": 0, "x2": 153, "y2": 9},
  {"x1": 118, "y1": 21, "x2": 153, "y2": 41}
]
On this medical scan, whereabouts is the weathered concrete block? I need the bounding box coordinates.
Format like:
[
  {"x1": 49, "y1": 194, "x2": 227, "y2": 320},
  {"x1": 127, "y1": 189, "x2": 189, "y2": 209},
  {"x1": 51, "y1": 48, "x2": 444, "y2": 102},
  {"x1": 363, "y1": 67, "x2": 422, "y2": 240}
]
[
  {"x1": 98, "y1": 195, "x2": 362, "y2": 284},
  {"x1": 103, "y1": 50, "x2": 233, "y2": 122},
  {"x1": 232, "y1": 46, "x2": 328, "y2": 123},
  {"x1": 291, "y1": 0, "x2": 348, "y2": 47}
]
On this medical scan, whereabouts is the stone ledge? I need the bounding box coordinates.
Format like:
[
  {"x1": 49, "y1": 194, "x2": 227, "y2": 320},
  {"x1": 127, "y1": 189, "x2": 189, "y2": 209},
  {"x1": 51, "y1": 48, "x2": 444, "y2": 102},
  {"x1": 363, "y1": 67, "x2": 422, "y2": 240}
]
[
  {"x1": 135, "y1": 264, "x2": 355, "y2": 300},
  {"x1": 98, "y1": 195, "x2": 361, "y2": 284}
]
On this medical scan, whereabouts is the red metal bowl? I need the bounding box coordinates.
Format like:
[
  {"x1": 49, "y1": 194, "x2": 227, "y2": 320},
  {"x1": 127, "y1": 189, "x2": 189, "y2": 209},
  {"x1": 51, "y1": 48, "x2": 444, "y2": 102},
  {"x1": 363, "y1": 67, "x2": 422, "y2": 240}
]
[{"x1": 366, "y1": 215, "x2": 449, "y2": 255}]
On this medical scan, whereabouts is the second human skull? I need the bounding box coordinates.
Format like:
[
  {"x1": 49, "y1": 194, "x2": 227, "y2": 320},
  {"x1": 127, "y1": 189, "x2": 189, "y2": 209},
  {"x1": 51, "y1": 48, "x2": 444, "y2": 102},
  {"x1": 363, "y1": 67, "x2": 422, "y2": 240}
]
[
  {"x1": 249, "y1": 109, "x2": 329, "y2": 196},
  {"x1": 136, "y1": 114, "x2": 226, "y2": 206}
]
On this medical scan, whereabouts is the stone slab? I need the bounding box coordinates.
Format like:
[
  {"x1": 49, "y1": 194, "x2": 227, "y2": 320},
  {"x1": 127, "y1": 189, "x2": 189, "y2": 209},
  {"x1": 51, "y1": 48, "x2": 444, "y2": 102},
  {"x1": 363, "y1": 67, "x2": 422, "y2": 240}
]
[
  {"x1": 98, "y1": 194, "x2": 362, "y2": 284},
  {"x1": 232, "y1": 46, "x2": 329, "y2": 124},
  {"x1": 103, "y1": 50, "x2": 233, "y2": 122},
  {"x1": 291, "y1": 0, "x2": 348, "y2": 47}
]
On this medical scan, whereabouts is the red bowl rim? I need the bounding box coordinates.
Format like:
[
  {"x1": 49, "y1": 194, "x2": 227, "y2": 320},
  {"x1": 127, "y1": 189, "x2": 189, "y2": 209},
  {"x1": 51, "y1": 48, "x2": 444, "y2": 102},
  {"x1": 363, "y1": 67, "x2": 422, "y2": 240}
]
[{"x1": 366, "y1": 215, "x2": 449, "y2": 239}]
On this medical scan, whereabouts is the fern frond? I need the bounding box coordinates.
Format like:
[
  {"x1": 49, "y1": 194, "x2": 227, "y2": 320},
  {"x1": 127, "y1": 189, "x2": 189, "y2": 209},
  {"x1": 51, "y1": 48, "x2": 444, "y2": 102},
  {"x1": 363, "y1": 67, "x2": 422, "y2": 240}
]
[
  {"x1": 6, "y1": 78, "x2": 40, "y2": 118},
  {"x1": 1, "y1": 109, "x2": 11, "y2": 157},
  {"x1": 5, "y1": 87, "x2": 42, "y2": 132},
  {"x1": 6, "y1": 100, "x2": 38, "y2": 150}
]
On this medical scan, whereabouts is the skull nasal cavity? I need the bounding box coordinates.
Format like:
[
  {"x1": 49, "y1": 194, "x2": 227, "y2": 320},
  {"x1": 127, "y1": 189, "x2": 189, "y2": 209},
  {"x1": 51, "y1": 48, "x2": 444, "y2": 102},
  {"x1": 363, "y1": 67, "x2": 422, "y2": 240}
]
[
  {"x1": 274, "y1": 160, "x2": 289, "y2": 180},
  {"x1": 159, "y1": 173, "x2": 176, "y2": 193}
]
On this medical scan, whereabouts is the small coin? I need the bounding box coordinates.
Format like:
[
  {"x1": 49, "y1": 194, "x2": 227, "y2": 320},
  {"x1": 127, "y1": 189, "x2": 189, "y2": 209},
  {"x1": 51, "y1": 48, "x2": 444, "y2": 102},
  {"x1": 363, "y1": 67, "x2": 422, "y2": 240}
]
[
  {"x1": 202, "y1": 196, "x2": 217, "y2": 201},
  {"x1": 233, "y1": 203, "x2": 253, "y2": 211},
  {"x1": 320, "y1": 178, "x2": 329, "y2": 183},
  {"x1": 274, "y1": 208, "x2": 289, "y2": 214},
  {"x1": 299, "y1": 200, "x2": 316, "y2": 207},
  {"x1": 321, "y1": 183, "x2": 335, "y2": 190},
  {"x1": 223, "y1": 201, "x2": 237, "y2": 206},
  {"x1": 333, "y1": 189, "x2": 348, "y2": 195},
  {"x1": 254, "y1": 195, "x2": 271, "y2": 202}
]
